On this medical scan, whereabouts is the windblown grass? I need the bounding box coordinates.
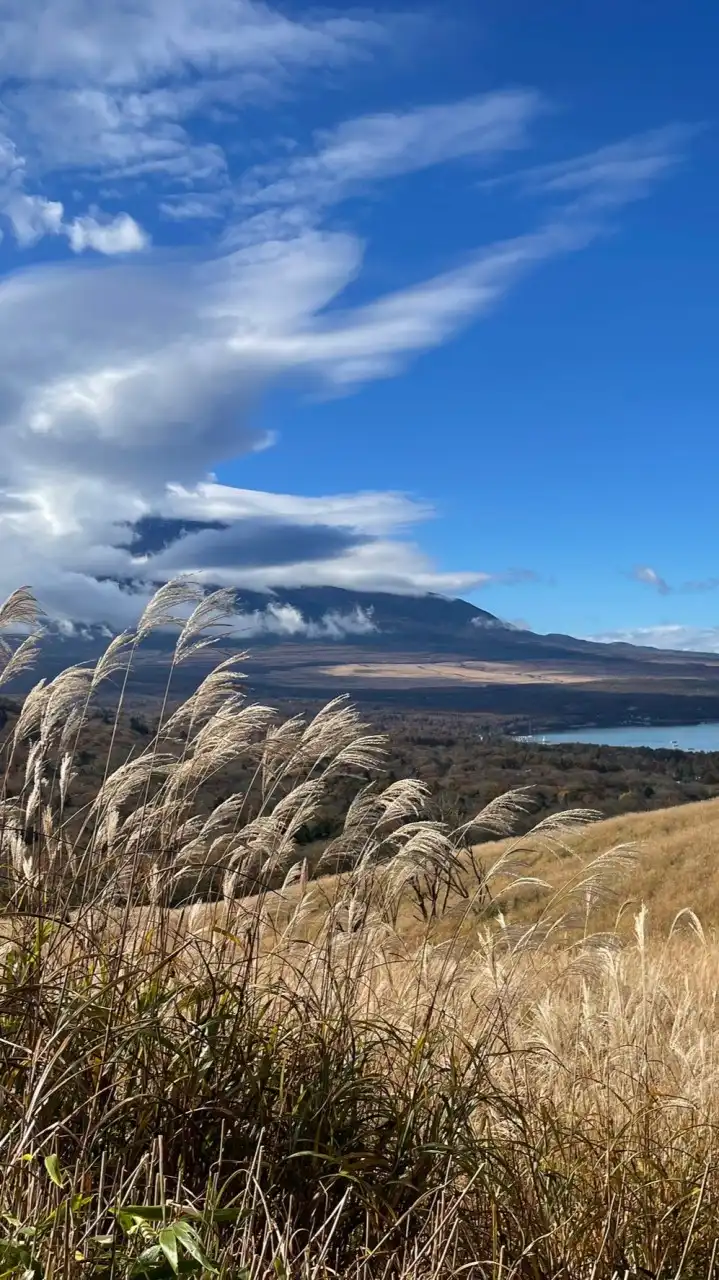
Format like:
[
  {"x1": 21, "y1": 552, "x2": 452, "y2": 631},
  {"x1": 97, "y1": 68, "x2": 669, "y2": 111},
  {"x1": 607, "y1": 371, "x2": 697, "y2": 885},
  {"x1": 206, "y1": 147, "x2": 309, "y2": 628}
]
[{"x1": 0, "y1": 581, "x2": 717, "y2": 1279}]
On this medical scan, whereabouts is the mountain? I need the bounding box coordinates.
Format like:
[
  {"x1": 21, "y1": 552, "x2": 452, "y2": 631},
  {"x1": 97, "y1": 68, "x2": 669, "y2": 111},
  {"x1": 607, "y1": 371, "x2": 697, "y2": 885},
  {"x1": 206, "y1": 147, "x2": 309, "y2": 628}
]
[
  {"x1": 205, "y1": 585, "x2": 626, "y2": 662},
  {"x1": 12, "y1": 583, "x2": 719, "y2": 729},
  {"x1": 36, "y1": 584, "x2": 630, "y2": 662}
]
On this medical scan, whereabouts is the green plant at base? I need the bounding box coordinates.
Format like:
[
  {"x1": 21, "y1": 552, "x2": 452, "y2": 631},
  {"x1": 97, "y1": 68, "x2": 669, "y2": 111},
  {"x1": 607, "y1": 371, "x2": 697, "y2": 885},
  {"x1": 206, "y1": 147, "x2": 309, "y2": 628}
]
[{"x1": 114, "y1": 1207, "x2": 219, "y2": 1278}]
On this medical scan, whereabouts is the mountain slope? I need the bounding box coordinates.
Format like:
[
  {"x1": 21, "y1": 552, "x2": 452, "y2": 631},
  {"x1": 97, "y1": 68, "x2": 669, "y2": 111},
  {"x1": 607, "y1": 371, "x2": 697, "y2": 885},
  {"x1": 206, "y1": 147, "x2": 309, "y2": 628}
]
[
  {"x1": 40, "y1": 580, "x2": 716, "y2": 665},
  {"x1": 15, "y1": 583, "x2": 719, "y2": 719}
]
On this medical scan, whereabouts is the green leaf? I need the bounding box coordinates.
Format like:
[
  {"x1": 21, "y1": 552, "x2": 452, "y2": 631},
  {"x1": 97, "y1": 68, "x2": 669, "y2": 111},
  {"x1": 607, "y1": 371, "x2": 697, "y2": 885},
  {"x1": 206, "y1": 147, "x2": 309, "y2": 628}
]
[
  {"x1": 43, "y1": 1154, "x2": 64, "y2": 1188},
  {"x1": 0, "y1": 1241, "x2": 24, "y2": 1263},
  {"x1": 130, "y1": 1244, "x2": 170, "y2": 1278},
  {"x1": 0, "y1": 1240, "x2": 41, "y2": 1280},
  {"x1": 159, "y1": 1227, "x2": 180, "y2": 1275},
  {"x1": 20, "y1": 1263, "x2": 43, "y2": 1280},
  {"x1": 118, "y1": 1205, "x2": 167, "y2": 1222},
  {"x1": 116, "y1": 1204, "x2": 169, "y2": 1240},
  {"x1": 173, "y1": 1221, "x2": 218, "y2": 1273},
  {"x1": 199, "y1": 1208, "x2": 242, "y2": 1224}
]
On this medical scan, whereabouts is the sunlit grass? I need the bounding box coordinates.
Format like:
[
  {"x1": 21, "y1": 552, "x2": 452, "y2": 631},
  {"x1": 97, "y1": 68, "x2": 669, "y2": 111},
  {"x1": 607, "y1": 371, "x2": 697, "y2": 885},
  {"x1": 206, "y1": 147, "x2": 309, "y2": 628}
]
[{"x1": 0, "y1": 581, "x2": 716, "y2": 1279}]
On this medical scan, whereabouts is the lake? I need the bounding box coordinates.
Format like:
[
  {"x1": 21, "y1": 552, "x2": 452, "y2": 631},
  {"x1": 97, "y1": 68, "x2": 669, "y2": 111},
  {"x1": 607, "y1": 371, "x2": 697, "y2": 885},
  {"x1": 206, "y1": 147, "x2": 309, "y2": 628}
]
[{"x1": 535, "y1": 723, "x2": 719, "y2": 752}]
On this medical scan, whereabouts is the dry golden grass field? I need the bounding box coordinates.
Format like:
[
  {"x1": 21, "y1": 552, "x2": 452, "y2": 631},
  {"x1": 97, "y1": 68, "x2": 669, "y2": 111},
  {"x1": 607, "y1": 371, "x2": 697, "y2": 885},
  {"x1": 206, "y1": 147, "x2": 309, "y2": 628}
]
[
  {"x1": 319, "y1": 660, "x2": 606, "y2": 686},
  {"x1": 154, "y1": 795, "x2": 719, "y2": 951},
  {"x1": 2, "y1": 581, "x2": 719, "y2": 1279}
]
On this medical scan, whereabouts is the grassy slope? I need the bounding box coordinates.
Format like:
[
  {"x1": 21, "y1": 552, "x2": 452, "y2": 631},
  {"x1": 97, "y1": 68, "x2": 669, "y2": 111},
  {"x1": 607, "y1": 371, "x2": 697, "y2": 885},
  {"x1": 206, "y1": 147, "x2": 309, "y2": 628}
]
[
  {"x1": 490, "y1": 796, "x2": 719, "y2": 936},
  {"x1": 144, "y1": 797, "x2": 719, "y2": 955}
]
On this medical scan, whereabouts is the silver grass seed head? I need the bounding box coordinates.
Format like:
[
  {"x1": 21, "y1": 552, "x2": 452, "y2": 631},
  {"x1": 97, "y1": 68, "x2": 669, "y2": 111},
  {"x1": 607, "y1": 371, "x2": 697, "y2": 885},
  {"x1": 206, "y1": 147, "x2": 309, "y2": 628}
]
[
  {"x1": 137, "y1": 578, "x2": 204, "y2": 641},
  {"x1": 0, "y1": 586, "x2": 40, "y2": 632}
]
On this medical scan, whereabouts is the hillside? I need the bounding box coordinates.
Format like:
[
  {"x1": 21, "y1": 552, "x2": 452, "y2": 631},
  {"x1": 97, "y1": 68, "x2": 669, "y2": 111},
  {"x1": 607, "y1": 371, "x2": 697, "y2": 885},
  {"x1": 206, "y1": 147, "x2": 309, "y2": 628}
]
[
  {"x1": 3, "y1": 699, "x2": 719, "y2": 860},
  {"x1": 486, "y1": 797, "x2": 719, "y2": 936},
  {"x1": 133, "y1": 797, "x2": 719, "y2": 956},
  {"x1": 280, "y1": 796, "x2": 719, "y2": 942}
]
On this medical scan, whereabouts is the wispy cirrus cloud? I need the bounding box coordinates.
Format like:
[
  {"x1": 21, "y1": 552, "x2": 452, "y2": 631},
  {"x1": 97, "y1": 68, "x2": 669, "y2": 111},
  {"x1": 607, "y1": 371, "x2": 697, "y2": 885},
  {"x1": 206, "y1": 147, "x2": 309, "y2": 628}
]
[
  {"x1": 238, "y1": 90, "x2": 541, "y2": 214},
  {"x1": 0, "y1": 0, "x2": 386, "y2": 88},
  {"x1": 511, "y1": 125, "x2": 692, "y2": 209},
  {"x1": 629, "y1": 565, "x2": 719, "y2": 595},
  {"x1": 0, "y1": 0, "x2": 392, "y2": 248},
  {"x1": 630, "y1": 565, "x2": 673, "y2": 595}
]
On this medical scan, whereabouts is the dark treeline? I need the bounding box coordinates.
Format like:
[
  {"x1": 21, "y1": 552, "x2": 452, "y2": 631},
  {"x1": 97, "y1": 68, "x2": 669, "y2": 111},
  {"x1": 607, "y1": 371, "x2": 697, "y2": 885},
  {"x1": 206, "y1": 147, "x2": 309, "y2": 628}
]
[
  {"x1": 291, "y1": 708, "x2": 719, "y2": 842},
  {"x1": 4, "y1": 694, "x2": 717, "y2": 854}
]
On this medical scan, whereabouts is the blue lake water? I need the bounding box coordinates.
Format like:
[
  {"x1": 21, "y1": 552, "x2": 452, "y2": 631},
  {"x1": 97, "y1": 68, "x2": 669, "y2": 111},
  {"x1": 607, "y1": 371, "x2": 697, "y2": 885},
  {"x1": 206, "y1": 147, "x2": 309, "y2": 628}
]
[{"x1": 534, "y1": 724, "x2": 719, "y2": 752}]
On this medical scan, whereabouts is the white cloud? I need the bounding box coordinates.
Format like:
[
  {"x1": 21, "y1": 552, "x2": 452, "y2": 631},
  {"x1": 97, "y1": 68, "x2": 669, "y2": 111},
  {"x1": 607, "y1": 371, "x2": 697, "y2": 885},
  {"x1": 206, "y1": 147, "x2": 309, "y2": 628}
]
[
  {"x1": 160, "y1": 195, "x2": 228, "y2": 222},
  {"x1": 251, "y1": 215, "x2": 619, "y2": 389},
  {"x1": 7, "y1": 85, "x2": 231, "y2": 186},
  {"x1": 0, "y1": 2, "x2": 696, "y2": 627},
  {"x1": 480, "y1": 126, "x2": 696, "y2": 246},
  {"x1": 0, "y1": 126, "x2": 689, "y2": 625},
  {"x1": 0, "y1": 0, "x2": 386, "y2": 88},
  {"x1": 519, "y1": 126, "x2": 693, "y2": 211},
  {"x1": 0, "y1": 210, "x2": 624, "y2": 505},
  {"x1": 6, "y1": 194, "x2": 148, "y2": 254},
  {"x1": 0, "y1": 0, "x2": 394, "y2": 249},
  {"x1": 631, "y1": 565, "x2": 672, "y2": 595},
  {"x1": 228, "y1": 602, "x2": 377, "y2": 639},
  {"x1": 196, "y1": 532, "x2": 492, "y2": 598},
  {"x1": 65, "y1": 211, "x2": 149, "y2": 253},
  {"x1": 240, "y1": 90, "x2": 541, "y2": 211},
  {"x1": 0, "y1": 0, "x2": 390, "y2": 200},
  {"x1": 589, "y1": 625, "x2": 719, "y2": 654},
  {"x1": 163, "y1": 482, "x2": 433, "y2": 536},
  {"x1": 5, "y1": 193, "x2": 64, "y2": 244},
  {"x1": 629, "y1": 565, "x2": 719, "y2": 596},
  {"x1": 471, "y1": 616, "x2": 523, "y2": 631},
  {"x1": 0, "y1": 148, "x2": 148, "y2": 254},
  {"x1": 0, "y1": 223, "x2": 574, "y2": 510}
]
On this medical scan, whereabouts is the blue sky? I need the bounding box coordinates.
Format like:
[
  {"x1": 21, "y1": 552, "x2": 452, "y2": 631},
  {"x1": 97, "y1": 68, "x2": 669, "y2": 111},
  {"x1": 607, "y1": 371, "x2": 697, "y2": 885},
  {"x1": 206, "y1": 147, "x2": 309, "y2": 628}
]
[{"x1": 0, "y1": 0, "x2": 716, "y2": 647}]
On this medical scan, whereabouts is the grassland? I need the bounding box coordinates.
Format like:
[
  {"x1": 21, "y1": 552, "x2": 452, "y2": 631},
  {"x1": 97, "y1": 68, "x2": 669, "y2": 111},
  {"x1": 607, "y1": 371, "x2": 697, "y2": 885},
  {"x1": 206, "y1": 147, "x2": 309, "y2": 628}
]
[
  {"x1": 1, "y1": 581, "x2": 719, "y2": 1279},
  {"x1": 238, "y1": 636, "x2": 719, "y2": 712},
  {"x1": 318, "y1": 660, "x2": 606, "y2": 686},
  {"x1": 190, "y1": 794, "x2": 719, "y2": 950}
]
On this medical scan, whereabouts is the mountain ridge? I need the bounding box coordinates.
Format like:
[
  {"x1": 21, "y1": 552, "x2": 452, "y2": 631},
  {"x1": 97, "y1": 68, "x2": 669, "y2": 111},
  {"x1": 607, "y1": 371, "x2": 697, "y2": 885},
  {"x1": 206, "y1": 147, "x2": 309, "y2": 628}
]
[
  {"x1": 9, "y1": 583, "x2": 719, "y2": 727},
  {"x1": 34, "y1": 582, "x2": 719, "y2": 664}
]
